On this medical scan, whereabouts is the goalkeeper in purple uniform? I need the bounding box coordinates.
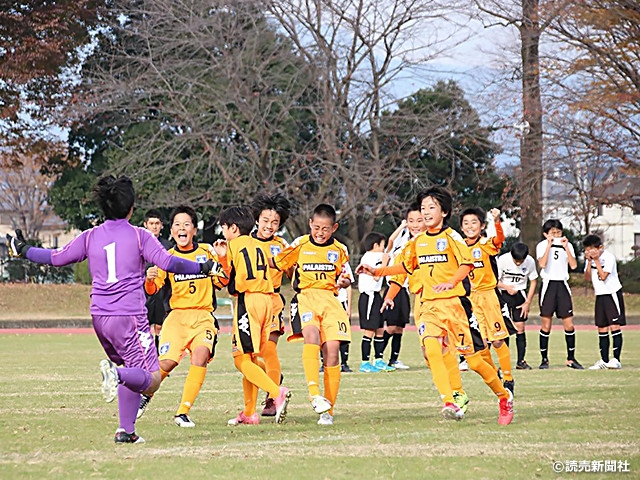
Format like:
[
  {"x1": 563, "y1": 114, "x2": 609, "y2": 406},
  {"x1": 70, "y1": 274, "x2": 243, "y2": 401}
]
[{"x1": 5, "y1": 176, "x2": 216, "y2": 444}]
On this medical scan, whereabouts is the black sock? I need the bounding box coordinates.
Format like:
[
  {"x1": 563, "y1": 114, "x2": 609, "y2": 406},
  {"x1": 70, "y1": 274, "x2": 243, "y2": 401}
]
[
  {"x1": 598, "y1": 332, "x2": 610, "y2": 362},
  {"x1": 539, "y1": 329, "x2": 550, "y2": 361},
  {"x1": 154, "y1": 335, "x2": 160, "y2": 354},
  {"x1": 504, "y1": 336, "x2": 510, "y2": 347},
  {"x1": 516, "y1": 332, "x2": 526, "y2": 363},
  {"x1": 374, "y1": 335, "x2": 385, "y2": 359},
  {"x1": 389, "y1": 333, "x2": 403, "y2": 363},
  {"x1": 612, "y1": 330, "x2": 623, "y2": 360},
  {"x1": 564, "y1": 329, "x2": 576, "y2": 361},
  {"x1": 361, "y1": 336, "x2": 372, "y2": 362},
  {"x1": 340, "y1": 342, "x2": 349, "y2": 365},
  {"x1": 382, "y1": 330, "x2": 391, "y2": 351}
]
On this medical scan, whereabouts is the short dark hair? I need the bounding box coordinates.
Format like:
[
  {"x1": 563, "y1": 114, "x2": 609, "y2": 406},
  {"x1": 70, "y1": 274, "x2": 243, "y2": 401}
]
[
  {"x1": 510, "y1": 242, "x2": 529, "y2": 261},
  {"x1": 144, "y1": 209, "x2": 164, "y2": 223},
  {"x1": 582, "y1": 234, "x2": 603, "y2": 249},
  {"x1": 219, "y1": 206, "x2": 255, "y2": 235},
  {"x1": 362, "y1": 232, "x2": 386, "y2": 252},
  {"x1": 460, "y1": 206, "x2": 486, "y2": 225},
  {"x1": 542, "y1": 219, "x2": 563, "y2": 234},
  {"x1": 416, "y1": 187, "x2": 453, "y2": 225},
  {"x1": 312, "y1": 204, "x2": 337, "y2": 224},
  {"x1": 94, "y1": 175, "x2": 135, "y2": 220},
  {"x1": 251, "y1": 193, "x2": 291, "y2": 226},
  {"x1": 406, "y1": 202, "x2": 421, "y2": 217},
  {"x1": 169, "y1": 205, "x2": 198, "y2": 226}
]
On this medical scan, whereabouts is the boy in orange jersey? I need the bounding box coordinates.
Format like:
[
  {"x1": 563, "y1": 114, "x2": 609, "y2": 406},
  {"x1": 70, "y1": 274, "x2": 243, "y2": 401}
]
[
  {"x1": 250, "y1": 192, "x2": 292, "y2": 416},
  {"x1": 358, "y1": 187, "x2": 513, "y2": 425},
  {"x1": 461, "y1": 206, "x2": 516, "y2": 395},
  {"x1": 271, "y1": 204, "x2": 352, "y2": 426},
  {"x1": 213, "y1": 206, "x2": 291, "y2": 426},
  {"x1": 138, "y1": 206, "x2": 227, "y2": 428}
]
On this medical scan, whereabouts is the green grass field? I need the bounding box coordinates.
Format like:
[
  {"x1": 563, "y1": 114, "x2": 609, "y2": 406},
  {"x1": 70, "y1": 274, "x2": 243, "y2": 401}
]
[{"x1": 1, "y1": 330, "x2": 639, "y2": 480}]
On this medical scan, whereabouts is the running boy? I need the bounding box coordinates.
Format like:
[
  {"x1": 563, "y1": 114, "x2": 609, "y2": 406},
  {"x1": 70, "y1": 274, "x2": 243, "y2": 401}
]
[
  {"x1": 497, "y1": 242, "x2": 538, "y2": 370},
  {"x1": 250, "y1": 192, "x2": 291, "y2": 416},
  {"x1": 138, "y1": 206, "x2": 226, "y2": 428},
  {"x1": 271, "y1": 204, "x2": 352, "y2": 426},
  {"x1": 583, "y1": 234, "x2": 625, "y2": 369},
  {"x1": 5, "y1": 176, "x2": 216, "y2": 443},
  {"x1": 358, "y1": 187, "x2": 513, "y2": 425},
  {"x1": 357, "y1": 232, "x2": 388, "y2": 373},
  {"x1": 461, "y1": 207, "x2": 516, "y2": 394},
  {"x1": 213, "y1": 206, "x2": 291, "y2": 426},
  {"x1": 536, "y1": 219, "x2": 583, "y2": 369}
]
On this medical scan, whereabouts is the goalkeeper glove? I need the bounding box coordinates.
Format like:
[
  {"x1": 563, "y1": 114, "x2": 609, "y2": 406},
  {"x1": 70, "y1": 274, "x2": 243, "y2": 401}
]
[{"x1": 6, "y1": 229, "x2": 31, "y2": 258}]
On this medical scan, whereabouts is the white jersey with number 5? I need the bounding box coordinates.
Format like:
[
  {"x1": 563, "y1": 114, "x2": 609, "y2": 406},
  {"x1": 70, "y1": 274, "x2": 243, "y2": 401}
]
[{"x1": 536, "y1": 240, "x2": 575, "y2": 281}]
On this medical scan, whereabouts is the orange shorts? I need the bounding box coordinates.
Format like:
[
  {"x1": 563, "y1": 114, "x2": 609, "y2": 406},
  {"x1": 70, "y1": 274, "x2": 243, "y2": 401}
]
[
  {"x1": 288, "y1": 289, "x2": 351, "y2": 344},
  {"x1": 470, "y1": 290, "x2": 509, "y2": 341},
  {"x1": 415, "y1": 296, "x2": 484, "y2": 354},
  {"x1": 231, "y1": 292, "x2": 273, "y2": 357},
  {"x1": 158, "y1": 309, "x2": 218, "y2": 362}
]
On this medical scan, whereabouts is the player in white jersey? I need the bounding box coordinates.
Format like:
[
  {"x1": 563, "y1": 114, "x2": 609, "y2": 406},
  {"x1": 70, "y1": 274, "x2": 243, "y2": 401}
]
[
  {"x1": 497, "y1": 243, "x2": 538, "y2": 370},
  {"x1": 535, "y1": 219, "x2": 583, "y2": 370},
  {"x1": 337, "y1": 263, "x2": 355, "y2": 372},
  {"x1": 583, "y1": 234, "x2": 625, "y2": 370}
]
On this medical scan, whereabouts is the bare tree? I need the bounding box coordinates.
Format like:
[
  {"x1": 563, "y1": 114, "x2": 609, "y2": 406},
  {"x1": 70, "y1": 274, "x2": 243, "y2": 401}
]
[{"x1": 0, "y1": 140, "x2": 63, "y2": 239}]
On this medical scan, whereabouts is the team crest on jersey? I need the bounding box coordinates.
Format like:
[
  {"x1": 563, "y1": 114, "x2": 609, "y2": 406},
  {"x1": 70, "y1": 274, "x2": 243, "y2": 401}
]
[
  {"x1": 195, "y1": 255, "x2": 207, "y2": 263},
  {"x1": 436, "y1": 238, "x2": 447, "y2": 252},
  {"x1": 301, "y1": 312, "x2": 313, "y2": 323},
  {"x1": 472, "y1": 248, "x2": 482, "y2": 259},
  {"x1": 270, "y1": 245, "x2": 281, "y2": 256},
  {"x1": 327, "y1": 250, "x2": 339, "y2": 263},
  {"x1": 159, "y1": 342, "x2": 170, "y2": 356},
  {"x1": 418, "y1": 323, "x2": 426, "y2": 336}
]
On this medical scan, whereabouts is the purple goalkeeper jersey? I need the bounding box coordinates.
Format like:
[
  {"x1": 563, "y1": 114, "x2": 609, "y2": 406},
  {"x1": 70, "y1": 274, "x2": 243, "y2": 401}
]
[{"x1": 26, "y1": 219, "x2": 202, "y2": 315}]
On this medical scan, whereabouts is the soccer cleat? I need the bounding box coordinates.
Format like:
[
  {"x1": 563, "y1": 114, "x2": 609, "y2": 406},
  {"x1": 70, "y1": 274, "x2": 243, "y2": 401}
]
[
  {"x1": 452, "y1": 391, "x2": 469, "y2": 414},
  {"x1": 274, "y1": 386, "x2": 291, "y2": 424},
  {"x1": 310, "y1": 395, "x2": 332, "y2": 414},
  {"x1": 373, "y1": 358, "x2": 396, "y2": 372},
  {"x1": 390, "y1": 360, "x2": 410, "y2": 370},
  {"x1": 441, "y1": 402, "x2": 464, "y2": 421},
  {"x1": 539, "y1": 358, "x2": 550, "y2": 370},
  {"x1": 458, "y1": 358, "x2": 469, "y2": 372},
  {"x1": 317, "y1": 412, "x2": 334, "y2": 425},
  {"x1": 359, "y1": 361, "x2": 381, "y2": 373},
  {"x1": 589, "y1": 359, "x2": 608, "y2": 370},
  {"x1": 341, "y1": 364, "x2": 353, "y2": 373},
  {"x1": 566, "y1": 359, "x2": 584, "y2": 370},
  {"x1": 99, "y1": 359, "x2": 119, "y2": 403},
  {"x1": 227, "y1": 412, "x2": 260, "y2": 426},
  {"x1": 605, "y1": 358, "x2": 622, "y2": 369},
  {"x1": 498, "y1": 390, "x2": 514, "y2": 425},
  {"x1": 516, "y1": 360, "x2": 532, "y2": 370},
  {"x1": 174, "y1": 413, "x2": 195, "y2": 428},
  {"x1": 503, "y1": 379, "x2": 515, "y2": 396},
  {"x1": 114, "y1": 428, "x2": 145, "y2": 444},
  {"x1": 137, "y1": 394, "x2": 152, "y2": 419},
  {"x1": 261, "y1": 398, "x2": 276, "y2": 417}
]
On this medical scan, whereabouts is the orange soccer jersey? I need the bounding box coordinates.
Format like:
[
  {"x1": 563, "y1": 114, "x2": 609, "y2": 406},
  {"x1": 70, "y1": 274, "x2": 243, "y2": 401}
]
[
  {"x1": 144, "y1": 242, "x2": 226, "y2": 311},
  {"x1": 224, "y1": 235, "x2": 275, "y2": 295},
  {"x1": 401, "y1": 227, "x2": 474, "y2": 301},
  {"x1": 467, "y1": 236, "x2": 502, "y2": 292},
  {"x1": 251, "y1": 232, "x2": 288, "y2": 291},
  {"x1": 389, "y1": 241, "x2": 423, "y2": 295},
  {"x1": 273, "y1": 235, "x2": 349, "y2": 294}
]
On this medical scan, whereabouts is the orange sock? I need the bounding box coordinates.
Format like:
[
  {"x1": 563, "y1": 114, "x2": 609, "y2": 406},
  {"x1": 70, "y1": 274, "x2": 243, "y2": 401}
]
[
  {"x1": 234, "y1": 354, "x2": 279, "y2": 399},
  {"x1": 241, "y1": 376, "x2": 258, "y2": 416},
  {"x1": 262, "y1": 340, "x2": 282, "y2": 386},
  {"x1": 323, "y1": 365, "x2": 341, "y2": 415},
  {"x1": 466, "y1": 350, "x2": 508, "y2": 398},
  {"x1": 302, "y1": 344, "x2": 321, "y2": 397},
  {"x1": 481, "y1": 347, "x2": 499, "y2": 374},
  {"x1": 424, "y1": 337, "x2": 453, "y2": 404},
  {"x1": 494, "y1": 342, "x2": 513, "y2": 381},
  {"x1": 254, "y1": 356, "x2": 266, "y2": 372},
  {"x1": 176, "y1": 365, "x2": 206, "y2": 415},
  {"x1": 443, "y1": 349, "x2": 464, "y2": 394}
]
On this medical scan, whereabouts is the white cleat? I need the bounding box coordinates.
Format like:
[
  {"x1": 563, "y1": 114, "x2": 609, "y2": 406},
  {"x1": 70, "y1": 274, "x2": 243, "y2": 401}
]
[
  {"x1": 390, "y1": 360, "x2": 410, "y2": 370},
  {"x1": 174, "y1": 413, "x2": 196, "y2": 428},
  {"x1": 605, "y1": 358, "x2": 622, "y2": 369},
  {"x1": 589, "y1": 359, "x2": 608, "y2": 370},
  {"x1": 100, "y1": 359, "x2": 119, "y2": 403},
  {"x1": 317, "y1": 412, "x2": 334, "y2": 425},
  {"x1": 310, "y1": 395, "x2": 332, "y2": 414}
]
